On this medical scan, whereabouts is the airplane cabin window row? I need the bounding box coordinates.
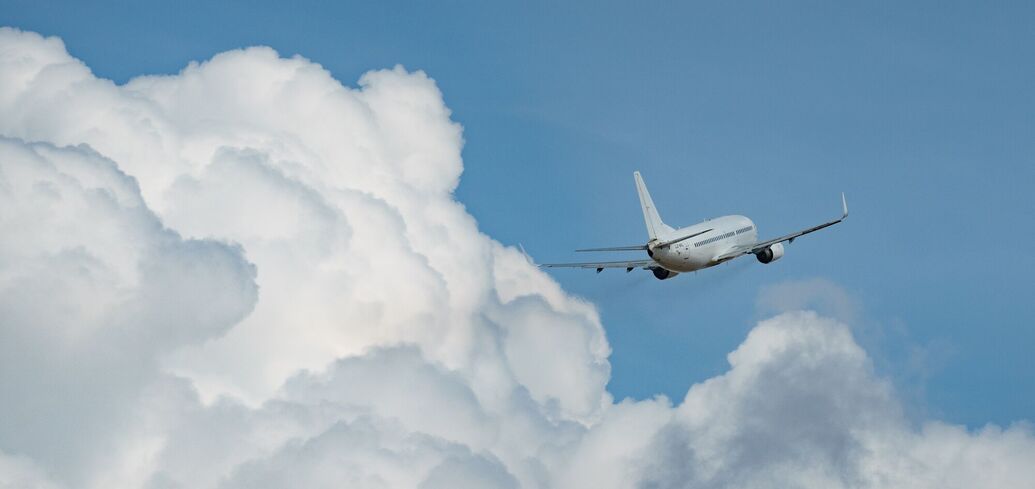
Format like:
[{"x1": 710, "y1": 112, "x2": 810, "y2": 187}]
[{"x1": 693, "y1": 226, "x2": 753, "y2": 248}]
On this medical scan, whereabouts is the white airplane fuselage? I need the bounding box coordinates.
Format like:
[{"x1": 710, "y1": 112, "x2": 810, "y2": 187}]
[{"x1": 648, "y1": 215, "x2": 757, "y2": 273}]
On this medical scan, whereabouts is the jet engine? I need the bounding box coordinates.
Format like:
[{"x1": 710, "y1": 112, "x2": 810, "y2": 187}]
[
  {"x1": 755, "y1": 243, "x2": 785, "y2": 264},
  {"x1": 651, "y1": 267, "x2": 679, "y2": 280}
]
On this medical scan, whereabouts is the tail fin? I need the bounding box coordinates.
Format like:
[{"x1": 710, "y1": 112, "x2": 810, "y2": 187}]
[{"x1": 633, "y1": 171, "x2": 671, "y2": 240}]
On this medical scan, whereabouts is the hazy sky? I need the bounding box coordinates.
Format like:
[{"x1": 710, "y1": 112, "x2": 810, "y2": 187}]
[{"x1": 3, "y1": 0, "x2": 1032, "y2": 443}]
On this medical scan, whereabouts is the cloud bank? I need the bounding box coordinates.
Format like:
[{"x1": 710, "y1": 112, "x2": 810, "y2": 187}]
[{"x1": 0, "y1": 27, "x2": 1032, "y2": 488}]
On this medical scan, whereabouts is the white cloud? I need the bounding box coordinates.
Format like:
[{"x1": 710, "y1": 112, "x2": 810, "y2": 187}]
[
  {"x1": 1, "y1": 27, "x2": 1033, "y2": 488},
  {"x1": 0, "y1": 136, "x2": 258, "y2": 487},
  {"x1": 755, "y1": 277, "x2": 861, "y2": 323},
  {"x1": 0, "y1": 450, "x2": 62, "y2": 489}
]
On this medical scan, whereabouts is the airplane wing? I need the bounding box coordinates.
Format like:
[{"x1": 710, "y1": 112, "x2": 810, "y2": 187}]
[
  {"x1": 575, "y1": 245, "x2": 648, "y2": 252},
  {"x1": 539, "y1": 259, "x2": 655, "y2": 273},
  {"x1": 713, "y1": 193, "x2": 848, "y2": 262}
]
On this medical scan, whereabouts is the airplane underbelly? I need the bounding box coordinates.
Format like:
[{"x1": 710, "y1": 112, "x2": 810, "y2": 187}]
[{"x1": 654, "y1": 250, "x2": 710, "y2": 273}]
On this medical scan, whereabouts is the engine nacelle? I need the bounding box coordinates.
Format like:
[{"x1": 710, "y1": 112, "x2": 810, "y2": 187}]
[
  {"x1": 651, "y1": 267, "x2": 680, "y2": 280},
  {"x1": 755, "y1": 243, "x2": 785, "y2": 264}
]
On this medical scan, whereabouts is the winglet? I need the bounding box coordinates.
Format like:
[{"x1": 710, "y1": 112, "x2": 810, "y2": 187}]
[
  {"x1": 841, "y1": 193, "x2": 848, "y2": 220},
  {"x1": 518, "y1": 243, "x2": 533, "y2": 263}
]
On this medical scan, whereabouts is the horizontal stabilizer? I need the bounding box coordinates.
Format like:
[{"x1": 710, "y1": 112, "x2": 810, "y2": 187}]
[{"x1": 655, "y1": 228, "x2": 713, "y2": 248}]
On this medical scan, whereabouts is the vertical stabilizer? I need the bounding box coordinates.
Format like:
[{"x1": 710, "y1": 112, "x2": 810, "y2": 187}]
[{"x1": 633, "y1": 171, "x2": 670, "y2": 240}]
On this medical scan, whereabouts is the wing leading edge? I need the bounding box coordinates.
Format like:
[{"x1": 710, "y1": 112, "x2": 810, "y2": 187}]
[{"x1": 714, "y1": 193, "x2": 848, "y2": 262}]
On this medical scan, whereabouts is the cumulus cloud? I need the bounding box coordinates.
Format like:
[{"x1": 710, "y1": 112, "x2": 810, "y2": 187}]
[
  {"x1": 1, "y1": 27, "x2": 1033, "y2": 488},
  {"x1": 756, "y1": 277, "x2": 861, "y2": 323},
  {"x1": 0, "y1": 137, "x2": 257, "y2": 486}
]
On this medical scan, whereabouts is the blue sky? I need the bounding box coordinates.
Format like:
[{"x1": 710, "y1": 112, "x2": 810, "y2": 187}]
[{"x1": 4, "y1": 0, "x2": 1032, "y2": 427}]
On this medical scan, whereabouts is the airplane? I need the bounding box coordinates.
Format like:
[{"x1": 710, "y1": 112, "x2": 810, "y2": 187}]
[{"x1": 540, "y1": 171, "x2": 847, "y2": 280}]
